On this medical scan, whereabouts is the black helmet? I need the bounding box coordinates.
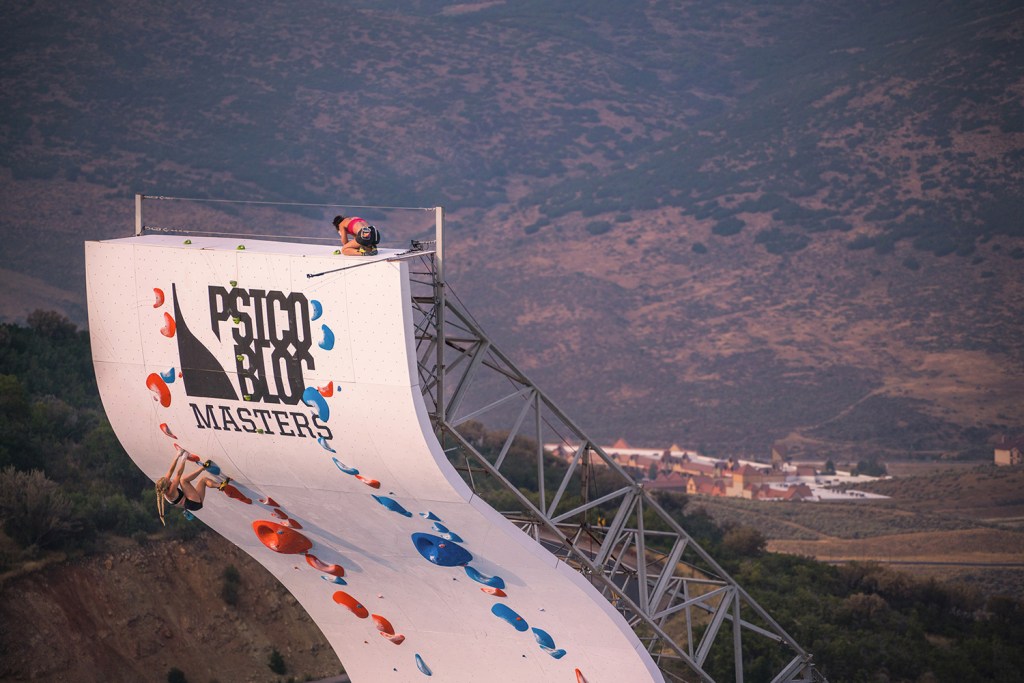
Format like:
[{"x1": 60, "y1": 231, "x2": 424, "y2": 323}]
[
  {"x1": 355, "y1": 225, "x2": 380, "y2": 246},
  {"x1": 332, "y1": 215, "x2": 345, "y2": 229}
]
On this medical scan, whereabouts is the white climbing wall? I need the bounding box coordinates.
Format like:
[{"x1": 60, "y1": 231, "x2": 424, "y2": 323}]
[{"x1": 85, "y1": 234, "x2": 663, "y2": 683}]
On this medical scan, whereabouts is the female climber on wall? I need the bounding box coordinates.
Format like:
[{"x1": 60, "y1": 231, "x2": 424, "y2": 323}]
[
  {"x1": 155, "y1": 448, "x2": 228, "y2": 525},
  {"x1": 333, "y1": 215, "x2": 382, "y2": 256}
]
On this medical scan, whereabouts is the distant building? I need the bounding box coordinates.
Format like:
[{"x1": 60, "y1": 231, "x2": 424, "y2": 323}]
[{"x1": 994, "y1": 437, "x2": 1024, "y2": 466}]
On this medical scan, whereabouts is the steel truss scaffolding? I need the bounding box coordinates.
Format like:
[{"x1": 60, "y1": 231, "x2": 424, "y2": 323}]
[{"x1": 406, "y1": 249, "x2": 825, "y2": 683}]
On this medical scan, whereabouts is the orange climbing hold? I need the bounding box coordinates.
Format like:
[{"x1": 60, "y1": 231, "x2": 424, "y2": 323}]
[
  {"x1": 371, "y1": 614, "x2": 395, "y2": 635},
  {"x1": 318, "y1": 382, "x2": 334, "y2": 397},
  {"x1": 252, "y1": 520, "x2": 312, "y2": 554},
  {"x1": 305, "y1": 553, "x2": 345, "y2": 577},
  {"x1": 379, "y1": 632, "x2": 405, "y2": 645},
  {"x1": 575, "y1": 669, "x2": 588, "y2": 683},
  {"x1": 355, "y1": 475, "x2": 381, "y2": 489},
  {"x1": 332, "y1": 591, "x2": 369, "y2": 618},
  {"x1": 480, "y1": 586, "x2": 507, "y2": 597}
]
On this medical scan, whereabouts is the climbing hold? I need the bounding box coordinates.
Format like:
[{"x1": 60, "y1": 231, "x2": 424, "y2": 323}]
[
  {"x1": 415, "y1": 654, "x2": 432, "y2": 676},
  {"x1": 321, "y1": 575, "x2": 347, "y2": 585},
  {"x1": 252, "y1": 520, "x2": 312, "y2": 554},
  {"x1": 302, "y1": 387, "x2": 330, "y2": 422},
  {"x1": 318, "y1": 381, "x2": 334, "y2": 397},
  {"x1": 332, "y1": 458, "x2": 358, "y2": 475},
  {"x1": 305, "y1": 553, "x2": 345, "y2": 577},
  {"x1": 184, "y1": 239, "x2": 192, "y2": 244},
  {"x1": 464, "y1": 565, "x2": 505, "y2": 589},
  {"x1": 152, "y1": 288, "x2": 165, "y2": 308},
  {"x1": 419, "y1": 511, "x2": 441, "y2": 521},
  {"x1": 432, "y1": 523, "x2": 463, "y2": 543},
  {"x1": 317, "y1": 436, "x2": 336, "y2": 453},
  {"x1": 480, "y1": 586, "x2": 507, "y2": 598},
  {"x1": 372, "y1": 614, "x2": 395, "y2": 635},
  {"x1": 160, "y1": 312, "x2": 176, "y2": 338},
  {"x1": 159, "y1": 367, "x2": 176, "y2": 384},
  {"x1": 380, "y1": 632, "x2": 406, "y2": 645},
  {"x1": 311, "y1": 299, "x2": 323, "y2": 321},
  {"x1": 260, "y1": 496, "x2": 279, "y2": 507},
  {"x1": 318, "y1": 324, "x2": 335, "y2": 351},
  {"x1": 202, "y1": 460, "x2": 221, "y2": 476},
  {"x1": 332, "y1": 590, "x2": 369, "y2": 618},
  {"x1": 333, "y1": 249, "x2": 341, "y2": 255},
  {"x1": 229, "y1": 279, "x2": 237, "y2": 287},
  {"x1": 491, "y1": 603, "x2": 528, "y2": 632},
  {"x1": 374, "y1": 495, "x2": 413, "y2": 518},
  {"x1": 159, "y1": 423, "x2": 176, "y2": 438},
  {"x1": 237, "y1": 244, "x2": 245, "y2": 250},
  {"x1": 145, "y1": 373, "x2": 171, "y2": 408},
  {"x1": 411, "y1": 533, "x2": 472, "y2": 567},
  {"x1": 532, "y1": 628, "x2": 566, "y2": 657},
  {"x1": 355, "y1": 475, "x2": 381, "y2": 489},
  {"x1": 220, "y1": 483, "x2": 252, "y2": 504}
]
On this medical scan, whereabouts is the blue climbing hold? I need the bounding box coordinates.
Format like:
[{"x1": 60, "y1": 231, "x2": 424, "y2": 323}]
[
  {"x1": 491, "y1": 603, "x2": 528, "y2": 632},
  {"x1": 411, "y1": 533, "x2": 472, "y2": 567},
  {"x1": 415, "y1": 653, "x2": 432, "y2": 676},
  {"x1": 332, "y1": 458, "x2": 358, "y2": 475},
  {"x1": 373, "y1": 495, "x2": 413, "y2": 518},
  {"x1": 302, "y1": 386, "x2": 330, "y2": 422},
  {"x1": 318, "y1": 324, "x2": 335, "y2": 351},
  {"x1": 464, "y1": 565, "x2": 505, "y2": 589}
]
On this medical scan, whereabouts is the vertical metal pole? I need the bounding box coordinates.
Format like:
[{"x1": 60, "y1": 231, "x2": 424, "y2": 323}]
[
  {"x1": 434, "y1": 206, "x2": 446, "y2": 426},
  {"x1": 135, "y1": 193, "x2": 144, "y2": 236}
]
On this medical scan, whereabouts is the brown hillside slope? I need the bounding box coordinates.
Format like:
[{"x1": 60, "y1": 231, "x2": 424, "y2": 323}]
[{"x1": 0, "y1": 536, "x2": 338, "y2": 682}]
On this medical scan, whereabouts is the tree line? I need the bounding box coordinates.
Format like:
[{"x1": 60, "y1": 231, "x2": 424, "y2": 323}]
[{"x1": 1, "y1": 312, "x2": 1021, "y2": 681}]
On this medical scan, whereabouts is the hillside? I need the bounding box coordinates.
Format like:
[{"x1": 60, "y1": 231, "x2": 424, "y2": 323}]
[
  {"x1": 0, "y1": 535, "x2": 340, "y2": 682},
  {"x1": 1, "y1": 0, "x2": 1022, "y2": 456}
]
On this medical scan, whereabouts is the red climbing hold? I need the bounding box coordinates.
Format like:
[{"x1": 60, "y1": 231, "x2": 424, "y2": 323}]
[
  {"x1": 355, "y1": 475, "x2": 381, "y2": 489},
  {"x1": 379, "y1": 632, "x2": 405, "y2": 645},
  {"x1": 332, "y1": 591, "x2": 369, "y2": 618},
  {"x1": 153, "y1": 288, "x2": 165, "y2": 308},
  {"x1": 252, "y1": 520, "x2": 312, "y2": 554},
  {"x1": 160, "y1": 312, "x2": 176, "y2": 338},
  {"x1": 221, "y1": 484, "x2": 252, "y2": 504},
  {"x1": 145, "y1": 373, "x2": 171, "y2": 407},
  {"x1": 480, "y1": 586, "x2": 507, "y2": 597},
  {"x1": 318, "y1": 382, "x2": 334, "y2": 397}
]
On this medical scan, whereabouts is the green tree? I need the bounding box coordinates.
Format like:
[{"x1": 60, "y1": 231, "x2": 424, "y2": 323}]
[{"x1": 0, "y1": 466, "x2": 73, "y2": 549}]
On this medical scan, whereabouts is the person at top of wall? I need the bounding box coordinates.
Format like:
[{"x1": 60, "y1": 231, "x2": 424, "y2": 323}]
[{"x1": 333, "y1": 215, "x2": 382, "y2": 256}]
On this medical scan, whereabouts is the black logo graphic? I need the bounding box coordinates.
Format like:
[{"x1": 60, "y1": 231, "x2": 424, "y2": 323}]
[{"x1": 174, "y1": 284, "x2": 315, "y2": 405}]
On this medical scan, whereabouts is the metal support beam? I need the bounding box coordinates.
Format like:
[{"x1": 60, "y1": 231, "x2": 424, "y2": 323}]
[{"x1": 409, "y1": 246, "x2": 825, "y2": 683}]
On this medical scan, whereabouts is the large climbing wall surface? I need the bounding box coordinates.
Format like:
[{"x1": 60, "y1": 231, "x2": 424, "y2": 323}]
[{"x1": 85, "y1": 235, "x2": 663, "y2": 683}]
